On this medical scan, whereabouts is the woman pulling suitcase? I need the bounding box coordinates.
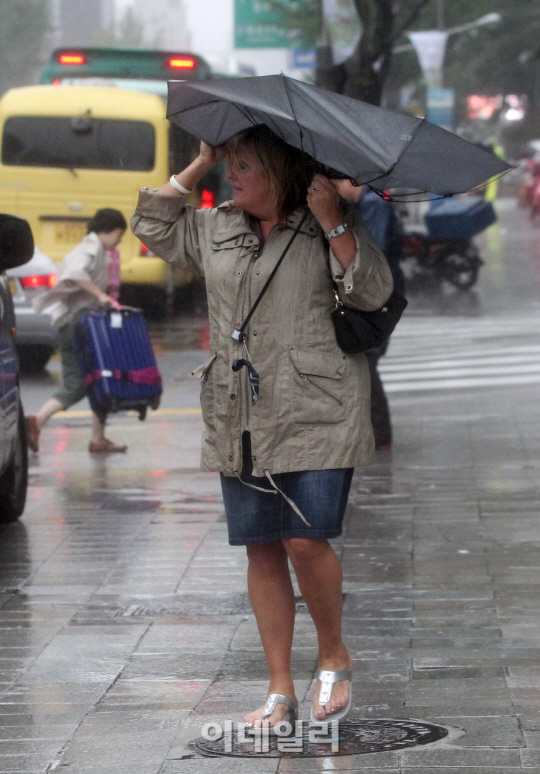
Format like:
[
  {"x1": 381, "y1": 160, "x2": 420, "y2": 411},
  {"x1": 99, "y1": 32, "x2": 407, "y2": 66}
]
[{"x1": 26, "y1": 208, "x2": 128, "y2": 454}]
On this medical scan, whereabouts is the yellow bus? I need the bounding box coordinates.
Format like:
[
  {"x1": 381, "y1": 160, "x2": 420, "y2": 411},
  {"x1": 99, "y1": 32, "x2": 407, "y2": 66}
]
[{"x1": 0, "y1": 81, "x2": 224, "y2": 310}]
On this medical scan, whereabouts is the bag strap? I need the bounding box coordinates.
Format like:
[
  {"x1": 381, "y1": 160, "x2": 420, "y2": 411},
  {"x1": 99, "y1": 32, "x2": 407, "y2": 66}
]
[{"x1": 232, "y1": 209, "x2": 310, "y2": 342}]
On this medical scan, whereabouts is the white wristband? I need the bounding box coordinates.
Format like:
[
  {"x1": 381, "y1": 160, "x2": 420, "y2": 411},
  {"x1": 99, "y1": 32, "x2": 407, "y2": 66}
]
[{"x1": 169, "y1": 175, "x2": 192, "y2": 195}]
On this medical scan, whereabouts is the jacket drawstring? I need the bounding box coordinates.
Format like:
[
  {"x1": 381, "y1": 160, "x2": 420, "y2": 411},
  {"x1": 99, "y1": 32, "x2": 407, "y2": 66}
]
[
  {"x1": 264, "y1": 470, "x2": 311, "y2": 527},
  {"x1": 232, "y1": 469, "x2": 312, "y2": 527},
  {"x1": 234, "y1": 470, "x2": 277, "y2": 495}
]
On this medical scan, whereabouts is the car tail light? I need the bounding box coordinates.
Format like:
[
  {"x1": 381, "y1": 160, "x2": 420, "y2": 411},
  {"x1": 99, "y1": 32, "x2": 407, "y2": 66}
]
[
  {"x1": 21, "y1": 274, "x2": 57, "y2": 289},
  {"x1": 168, "y1": 57, "x2": 196, "y2": 69},
  {"x1": 200, "y1": 190, "x2": 214, "y2": 209},
  {"x1": 58, "y1": 52, "x2": 86, "y2": 65},
  {"x1": 140, "y1": 244, "x2": 155, "y2": 257}
]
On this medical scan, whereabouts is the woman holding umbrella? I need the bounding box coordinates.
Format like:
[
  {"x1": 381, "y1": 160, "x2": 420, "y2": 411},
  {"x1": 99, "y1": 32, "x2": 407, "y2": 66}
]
[{"x1": 131, "y1": 126, "x2": 393, "y2": 728}]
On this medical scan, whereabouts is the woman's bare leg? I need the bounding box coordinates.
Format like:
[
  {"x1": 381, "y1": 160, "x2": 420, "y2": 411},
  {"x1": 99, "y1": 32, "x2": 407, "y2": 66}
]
[
  {"x1": 284, "y1": 537, "x2": 351, "y2": 720},
  {"x1": 34, "y1": 404, "x2": 113, "y2": 446},
  {"x1": 90, "y1": 413, "x2": 107, "y2": 444},
  {"x1": 34, "y1": 398, "x2": 64, "y2": 430},
  {"x1": 243, "y1": 540, "x2": 297, "y2": 728}
]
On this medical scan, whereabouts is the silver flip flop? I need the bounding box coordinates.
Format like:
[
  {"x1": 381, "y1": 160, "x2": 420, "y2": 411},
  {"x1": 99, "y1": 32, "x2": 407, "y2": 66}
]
[
  {"x1": 310, "y1": 668, "x2": 353, "y2": 724},
  {"x1": 252, "y1": 693, "x2": 298, "y2": 734}
]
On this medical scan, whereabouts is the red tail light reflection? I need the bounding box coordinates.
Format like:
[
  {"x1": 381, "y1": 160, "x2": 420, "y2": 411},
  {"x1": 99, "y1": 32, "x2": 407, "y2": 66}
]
[
  {"x1": 200, "y1": 190, "x2": 214, "y2": 209},
  {"x1": 21, "y1": 274, "x2": 57, "y2": 289}
]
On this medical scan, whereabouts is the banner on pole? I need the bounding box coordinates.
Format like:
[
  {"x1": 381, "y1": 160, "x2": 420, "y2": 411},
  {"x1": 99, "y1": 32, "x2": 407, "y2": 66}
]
[
  {"x1": 408, "y1": 30, "x2": 449, "y2": 89},
  {"x1": 322, "y1": 0, "x2": 362, "y2": 65}
]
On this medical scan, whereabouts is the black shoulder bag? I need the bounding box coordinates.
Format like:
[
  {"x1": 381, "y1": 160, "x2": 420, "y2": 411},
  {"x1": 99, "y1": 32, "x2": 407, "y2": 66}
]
[{"x1": 330, "y1": 284, "x2": 408, "y2": 355}]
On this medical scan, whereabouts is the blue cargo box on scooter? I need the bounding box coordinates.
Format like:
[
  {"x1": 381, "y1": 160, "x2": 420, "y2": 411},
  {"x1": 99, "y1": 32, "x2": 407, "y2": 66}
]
[{"x1": 425, "y1": 198, "x2": 496, "y2": 241}]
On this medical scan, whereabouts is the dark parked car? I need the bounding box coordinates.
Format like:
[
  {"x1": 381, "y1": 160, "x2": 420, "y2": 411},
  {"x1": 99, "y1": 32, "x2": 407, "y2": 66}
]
[{"x1": 0, "y1": 214, "x2": 34, "y2": 522}]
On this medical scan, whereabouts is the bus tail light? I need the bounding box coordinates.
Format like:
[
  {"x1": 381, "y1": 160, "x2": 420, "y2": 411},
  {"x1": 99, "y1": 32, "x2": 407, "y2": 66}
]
[
  {"x1": 58, "y1": 52, "x2": 86, "y2": 66},
  {"x1": 168, "y1": 57, "x2": 196, "y2": 70},
  {"x1": 140, "y1": 244, "x2": 155, "y2": 257},
  {"x1": 21, "y1": 274, "x2": 57, "y2": 289},
  {"x1": 200, "y1": 190, "x2": 215, "y2": 209}
]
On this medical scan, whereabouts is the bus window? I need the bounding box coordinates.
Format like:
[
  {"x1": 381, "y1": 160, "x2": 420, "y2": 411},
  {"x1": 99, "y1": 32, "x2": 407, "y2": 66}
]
[
  {"x1": 2, "y1": 116, "x2": 155, "y2": 171},
  {"x1": 168, "y1": 123, "x2": 196, "y2": 175}
]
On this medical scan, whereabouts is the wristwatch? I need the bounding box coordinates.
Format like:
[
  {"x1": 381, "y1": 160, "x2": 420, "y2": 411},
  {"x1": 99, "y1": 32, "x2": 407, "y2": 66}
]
[{"x1": 324, "y1": 222, "x2": 349, "y2": 240}]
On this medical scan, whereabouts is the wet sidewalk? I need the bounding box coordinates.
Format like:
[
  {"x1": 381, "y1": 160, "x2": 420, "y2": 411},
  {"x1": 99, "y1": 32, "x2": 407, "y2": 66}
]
[{"x1": 3, "y1": 197, "x2": 540, "y2": 772}]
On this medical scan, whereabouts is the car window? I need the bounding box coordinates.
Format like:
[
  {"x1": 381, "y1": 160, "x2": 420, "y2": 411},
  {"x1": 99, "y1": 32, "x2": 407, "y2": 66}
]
[{"x1": 2, "y1": 116, "x2": 155, "y2": 171}]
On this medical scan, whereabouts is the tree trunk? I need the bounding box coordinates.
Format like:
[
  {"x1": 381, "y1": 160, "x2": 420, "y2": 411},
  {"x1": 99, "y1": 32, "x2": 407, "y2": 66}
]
[
  {"x1": 316, "y1": 0, "x2": 393, "y2": 105},
  {"x1": 316, "y1": 0, "x2": 434, "y2": 106}
]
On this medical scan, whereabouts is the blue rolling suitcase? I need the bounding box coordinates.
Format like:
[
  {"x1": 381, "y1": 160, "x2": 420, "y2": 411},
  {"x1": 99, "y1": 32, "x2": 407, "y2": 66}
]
[{"x1": 75, "y1": 308, "x2": 162, "y2": 423}]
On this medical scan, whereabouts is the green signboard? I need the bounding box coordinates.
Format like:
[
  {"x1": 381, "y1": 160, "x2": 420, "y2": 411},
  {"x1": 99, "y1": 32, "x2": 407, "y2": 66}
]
[{"x1": 235, "y1": 0, "x2": 291, "y2": 48}]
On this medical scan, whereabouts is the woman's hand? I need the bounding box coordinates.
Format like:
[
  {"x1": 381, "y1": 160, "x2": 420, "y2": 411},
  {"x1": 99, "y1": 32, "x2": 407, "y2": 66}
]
[
  {"x1": 198, "y1": 140, "x2": 227, "y2": 168},
  {"x1": 159, "y1": 140, "x2": 227, "y2": 196},
  {"x1": 98, "y1": 292, "x2": 122, "y2": 311},
  {"x1": 306, "y1": 174, "x2": 342, "y2": 233},
  {"x1": 308, "y1": 174, "x2": 357, "y2": 271}
]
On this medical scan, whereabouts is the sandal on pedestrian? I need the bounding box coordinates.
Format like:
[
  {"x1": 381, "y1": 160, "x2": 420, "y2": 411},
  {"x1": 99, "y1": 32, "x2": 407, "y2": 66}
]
[
  {"x1": 88, "y1": 438, "x2": 127, "y2": 453},
  {"x1": 247, "y1": 693, "x2": 297, "y2": 734},
  {"x1": 25, "y1": 415, "x2": 40, "y2": 453},
  {"x1": 310, "y1": 668, "x2": 353, "y2": 724}
]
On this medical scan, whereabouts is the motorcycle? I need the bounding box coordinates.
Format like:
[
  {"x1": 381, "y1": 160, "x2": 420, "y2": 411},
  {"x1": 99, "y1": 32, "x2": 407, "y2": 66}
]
[
  {"x1": 399, "y1": 198, "x2": 495, "y2": 292},
  {"x1": 401, "y1": 230, "x2": 484, "y2": 291}
]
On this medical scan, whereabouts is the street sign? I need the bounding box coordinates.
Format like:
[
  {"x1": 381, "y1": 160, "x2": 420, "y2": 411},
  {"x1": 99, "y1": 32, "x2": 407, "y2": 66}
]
[
  {"x1": 290, "y1": 49, "x2": 316, "y2": 69},
  {"x1": 234, "y1": 0, "x2": 291, "y2": 48}
]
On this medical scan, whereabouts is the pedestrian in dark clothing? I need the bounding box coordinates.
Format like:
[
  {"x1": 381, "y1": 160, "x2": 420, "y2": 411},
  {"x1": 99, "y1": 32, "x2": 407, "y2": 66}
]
[{"x1": 337, "y1": 180, "x2": 406, "y2": 451}]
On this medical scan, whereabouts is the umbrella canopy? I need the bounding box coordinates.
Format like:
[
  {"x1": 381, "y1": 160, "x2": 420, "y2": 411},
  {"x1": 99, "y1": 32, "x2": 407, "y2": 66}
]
[{"x1": 167, "y1": 74, "x2": 511, "y2": 197}]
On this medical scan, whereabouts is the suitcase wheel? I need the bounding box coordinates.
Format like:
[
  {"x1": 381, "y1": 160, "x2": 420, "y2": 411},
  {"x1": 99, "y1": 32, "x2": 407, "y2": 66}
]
[{"x1": 138, "y1": 406, "x2": 147, "y2": 422}]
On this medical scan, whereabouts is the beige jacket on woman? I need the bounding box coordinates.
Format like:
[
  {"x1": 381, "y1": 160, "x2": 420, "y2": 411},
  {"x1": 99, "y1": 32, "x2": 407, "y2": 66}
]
[
  {"x1": 33, "y1": 232, "x2": 108, "y2": 328},
  {"x1": 131, "y1": 189, "x2": 393, "y2": 478}
]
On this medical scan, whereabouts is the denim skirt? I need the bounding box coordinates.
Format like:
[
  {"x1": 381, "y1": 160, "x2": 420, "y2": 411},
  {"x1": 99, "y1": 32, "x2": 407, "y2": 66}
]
[{"x1": 220, "y1": 433, "x2": 353, "y2": 545}]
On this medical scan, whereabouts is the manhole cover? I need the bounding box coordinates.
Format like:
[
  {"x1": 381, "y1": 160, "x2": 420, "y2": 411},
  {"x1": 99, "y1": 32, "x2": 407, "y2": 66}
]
[{"x1": 191, "y1": 718, "x2": 448, "y2": 758}]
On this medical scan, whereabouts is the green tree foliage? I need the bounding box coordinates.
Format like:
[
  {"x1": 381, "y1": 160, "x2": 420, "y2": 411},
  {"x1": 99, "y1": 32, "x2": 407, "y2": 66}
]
[{"x1": 0, "y1": 0, "x2": 49, "y2": 96}]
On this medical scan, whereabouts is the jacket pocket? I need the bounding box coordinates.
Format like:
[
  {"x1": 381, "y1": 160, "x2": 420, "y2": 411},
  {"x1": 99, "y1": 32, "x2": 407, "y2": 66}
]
[
  {"x1": 289, "y1": 349, "x2": 347, "y2": 424},
  {"x1": 211, "y1": 227, "x2": 258, "y2": 251},
  {"x1": 193, "y1": 353, "x2": 217, "y2": 420}
]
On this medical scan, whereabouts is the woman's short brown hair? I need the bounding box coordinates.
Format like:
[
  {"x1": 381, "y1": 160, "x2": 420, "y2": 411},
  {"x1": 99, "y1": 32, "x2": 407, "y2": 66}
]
[{"x1": 227, "y1": 125, "x2": 315, "y2": 216}]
